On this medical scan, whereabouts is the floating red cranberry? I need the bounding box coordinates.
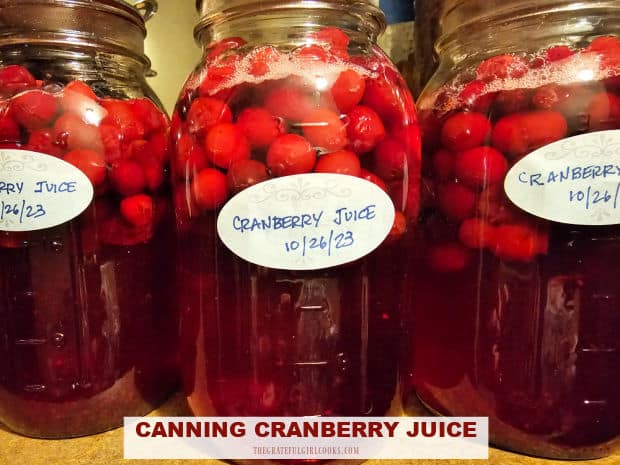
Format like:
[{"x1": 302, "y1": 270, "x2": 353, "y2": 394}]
[
  {"x1": 346, "y1": 105, "x2": 385, "y2": 154},
  {"x1": 204, "y1": 123, "x2": 250, "y2": 168},
  {"x1": 227, "y1": 159, "x2": 269, "y2": 194},
  {"x1": 11, "y1": 90, "x2": 58, "y2": 130},
  {"x1": 493, "y1": 224, "x2": 540, "y2": 262},
  {"x1": 175, "y1": 133, "x2": 209, "y2": 178},
  {"x1": 331, "y1": 70, "x2": 366, "y2": 113},
  {"x1": 432, "y1": 148, "x2": 455, "y2": 180},
  {"x1": 302, "y1": 108, "x2": 347, "y2": 152},
  {"x1": 0, "y1": 113, "x2": 20, "y2": 142},
  {"x1": 110, "y1": 160, "x2": 146, "y2": 196},
  {"x1": 266, "y1": 134, "x2": 316, "y2": 176},
  {"x1": 236, "y1": 107, "x2": 285, "y2": 149},
  {"x1": 192, "y1": 168, "x2": 229, "y2": 210},
  {"x1": 458, "y1": 218, "x2": 496, "y2": 249},
  {"x1": 0, "y1": 65, "x2": 36, "y2": 97},
  {"x1": 437, "y1": 182, "x2": 476, "y2": 221},
  {"x1": 454, "y1": 146, "x2": 508, "y2": 189},
  {"x1": 586, "y1": 92, "x2": 620, "y2": 130},
  {"x1": 101, "y1": 99, "x2": 145, "y2": 141},
  {"x1": 120, "y1": 194, "x2": 154, "y2": 227},
  {"x1": 187, "y1": 97, "x2": 233, "y2": 137},
  {"x1": 64, "y1": 149, "x2": 107, "y2": 186},
  {"x1": 373, "y1": 138, "x2": 408, "y2": 181},
  {"x1": 476, "y1": 54, "x2": 528, "y2": 81},
  {"x1": 440, "y1": 112, "x2": 491, "y2": 151},
  {"x1": 491, "y1": 111, "x2": 568, "y2": 157},
  {"x1": 26, "y1": 129, "x2": 63, "y2": 157},
  {"x1": 53, "y1": 113, "x2": 103, "y2": 153},
  {"x1": 359, "y1": 168, "x2": 387, "y2": 191},
  {"x1": 427, "y1": 243, "x2": 470, "y2": 272},
  {"x1": 264, "y1": 87, "x2": 316, "y2": 122},
  {"x1": 315, "y1": 150, "x2": 361, "y2": 177}
]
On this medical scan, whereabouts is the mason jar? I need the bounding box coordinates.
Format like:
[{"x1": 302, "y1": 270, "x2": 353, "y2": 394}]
[
  {"x1": 405, "y1": 0, "x2": 620, "y2": 459},
  {"x1": 173, "y1": 0, "x2": 420, "y2": 456},
  {"x1": 0, "y1": 0, "x2": 177, "y2": 438}
]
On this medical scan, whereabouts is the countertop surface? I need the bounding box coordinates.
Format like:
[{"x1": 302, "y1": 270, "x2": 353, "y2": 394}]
[{"x1": 1, "y1": 393, "x2": 618, "y2": 465}]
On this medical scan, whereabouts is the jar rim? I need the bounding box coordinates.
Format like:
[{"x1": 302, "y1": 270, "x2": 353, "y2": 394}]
[
  {"x1": 0, "y1": 0, "x2": 153, "y2": 64},
  {"x1": 193, "y1": 0, "x2": 386, "y2": 41}
]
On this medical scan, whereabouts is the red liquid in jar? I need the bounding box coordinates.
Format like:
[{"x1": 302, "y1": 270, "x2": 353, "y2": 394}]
[
  {"x1": 407, "y1": 38, "x2": 620, "y2": 458},
  {"x1": 0, "y1": 66, "x2": 177, "y2": 438},
  {"x1": 175, "y1": 31, "x2": 419, "y2": 428}
]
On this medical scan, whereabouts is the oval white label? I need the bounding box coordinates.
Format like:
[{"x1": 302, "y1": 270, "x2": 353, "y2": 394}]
[
  {"x1": 0, "y1": 149, "x2": 94, "y2": 232},
  {"x1": 504, "y1": 130, "x2": 620, "y2": 225},
  {"x1": 217, "y1": 173, "x2": 396, "y2": 270}
]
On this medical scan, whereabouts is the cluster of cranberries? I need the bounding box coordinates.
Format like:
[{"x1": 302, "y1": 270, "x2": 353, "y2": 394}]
[
  {"x1": 171, "y1": 27, "x2": 420, "y2": 241},
  {"x1": 0, "y1": 64, "x2": 170, "y2": 246},
  {"x1": 420, "y1": 35, "x2": 620, "y2": 272}
]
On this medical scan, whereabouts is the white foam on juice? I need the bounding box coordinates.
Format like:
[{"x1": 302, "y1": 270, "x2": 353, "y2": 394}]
[
  {"x1": 201, "y1": 47, "x2": 376, "y2": 96},
  {"x1": 423, "y1": 51, "x2": 618, "y2": 112}
]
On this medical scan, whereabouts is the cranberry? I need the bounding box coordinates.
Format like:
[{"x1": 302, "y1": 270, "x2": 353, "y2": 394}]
[
  {"x1": 192, "y1": 168, "x2": 229, "y2": 210},
  {"x1": 440, "y1": 111, "x2": 491, "y2": 151},
  {"x1": 458, "y1": 218, "x2": 496, "y2": 249},
  {"x1": 302, "y1": 108, "x2": 347, "y2": 152},
  {"x1": 0, "y1": 65, "x2": 36, "y2": 97},
  {"x1": 249, "y1": 46, "x2": 282, "y2": 76},
  {"x1": 266, "y1": 134, "x2": 316, "y2": 176},
  {"x1": 53, "y1": 113, "x2": 103, "y2": 153},
  {"x1": 346, "y1": 105, "x2": 385, "y2": 154},
  {"x1": 311, "y1": 27, "x2": 350, "y2": 51},
  {"x1": 120, "y1": 194, "x2": 154, "y2": 227},
  {"x1": 315, "y1": 150, "x2": 361, "y2": 177},
  {"x1": 63, "y1": 149, "x2": 107, "y2": 186},
  {"x1": 491, "y1": 111, "x2": 568, "y2": 157},
  {"x1": 0, "y1": 113, "x2": 20, "y2": 143},
  {"x1": 493, "y1": 224, "x2": 539, "y2": 262},
  {"x1": 26, "y1": 129, "x2": 63, "y2": 157},
  {"x1": 359, "y1": 168, "x2": 387, "y2": 191},
  {"x1": 99, "y1": 123, "x2": 123, "y2": 163},
  {"x1": 10, "y1": 90, "x2": 58, "y2": 129},
  {"x1": 476, "y1": 54, "x2": 528, "y2": 81},
  {"x1": 362, "y1": 77, "x2": 402, "y2": 124},
  {"x1": 186, "y1": 97, "x2": 233, "y2": 137},
  {"x1": 531, "y1": 84, "x2": 571, "y2": 110},
  {"x1": 204, "y1": 123, "x2": 250, "y2": 169},
  {"x1": 587, "y1": 35, "x2": 620, "y2": 52},
  {"x1": 227, "y1": 159, "x2": 269, "y2": 194},
  {"x1": 585, "y1": 92, "x2": 620, "y2": 131},
  {"x1": 458, "y1": 80, "x2": 497, "y2": 112},
  {"x1": 131, "y1": 98, "x2": 167, "y2": 135},
  {"x1": 63, "y1": 80, "x2": 98, "y2": 100},
  {"x1": 205, "y1": 37, "x2": 246, "y2": 61},
  {"x1": 432, "y1": 148, "x2": 455, "y2": 180},
  {"x1": 386, "y1": 211, "x2": 407, "y2": 242},
  {"x1": 236, "y1": 107, "x2": 285, "y2": 149},
  {"x1": 293, "y1": 44, "x2": 332, "y2": 63},
  {"x1": 99, "y1": 215, "x2": 152, "y2": 246},
  {"x1": 494, "y1": 89, "x2": 531, "y2": 114},
  {"x1": 331, "y1": 70, "x2": 366, "y2": 113},
  {"x1": 142, "y1": 160, "x2": 165, "y2": 192},
  {"x1": 427, "y1": 243, "x2": 470, "y2": 272},
  {"x1": 454, "y1": 146, "x2": 508, "y2": 189},
  {"x1": 60, "y1": 81, "x2": 104, "y2": 122},
  {"x1": 110, "y1": 160, "x2": 146, "y2": 196},
  {"x1": 544, "y1": 45, "x2": 574, "y2": 62},
  {"x1": 175, "y1": 133, "x2": 208, "y2": 179},
  {"x1": 100, "y1": 99, "x2": 145, "y2": 141},
  {"x1": 146, "y1": 131, "x2": 170, "y2": 164},
  {"x1": 373, "y1": 138, "x2": 407, "y2": 181},
  {"x1": 264, "y1": 87, "x2": 316, "y2": 122},
  {"x1": 437, "y1": 182, "x2": 476, "y2": 221},
  {"x1": 198, "y1": 56, "x2": 238, "y2": 96}
]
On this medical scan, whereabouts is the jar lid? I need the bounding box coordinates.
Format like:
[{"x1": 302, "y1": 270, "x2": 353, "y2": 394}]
[{"x1": 0, "y1": 0, "x2": 156, "y2": 62}]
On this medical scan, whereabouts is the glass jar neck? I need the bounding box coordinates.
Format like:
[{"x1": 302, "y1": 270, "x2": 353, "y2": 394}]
[
  {"x1": 194, "y1": 1, "x2": 385, "y2": 49},
  {"x1": 0, "y1": 0, "x2": 150, "y2": 70},
  {"x1": 438, "y1": 0, "x2": 620, "y2": 65}
]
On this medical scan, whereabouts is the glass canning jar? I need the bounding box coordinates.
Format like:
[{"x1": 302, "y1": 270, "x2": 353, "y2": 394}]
[
  {"x1": 404, "y1": 0, "x2": 620, "y2": 459},
  {"x1": 174, "y1": 0, "x2": 419, "y2": 458},
  {"x1": 0, "y1": 0, "x2": 177, "y2": 438}
]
